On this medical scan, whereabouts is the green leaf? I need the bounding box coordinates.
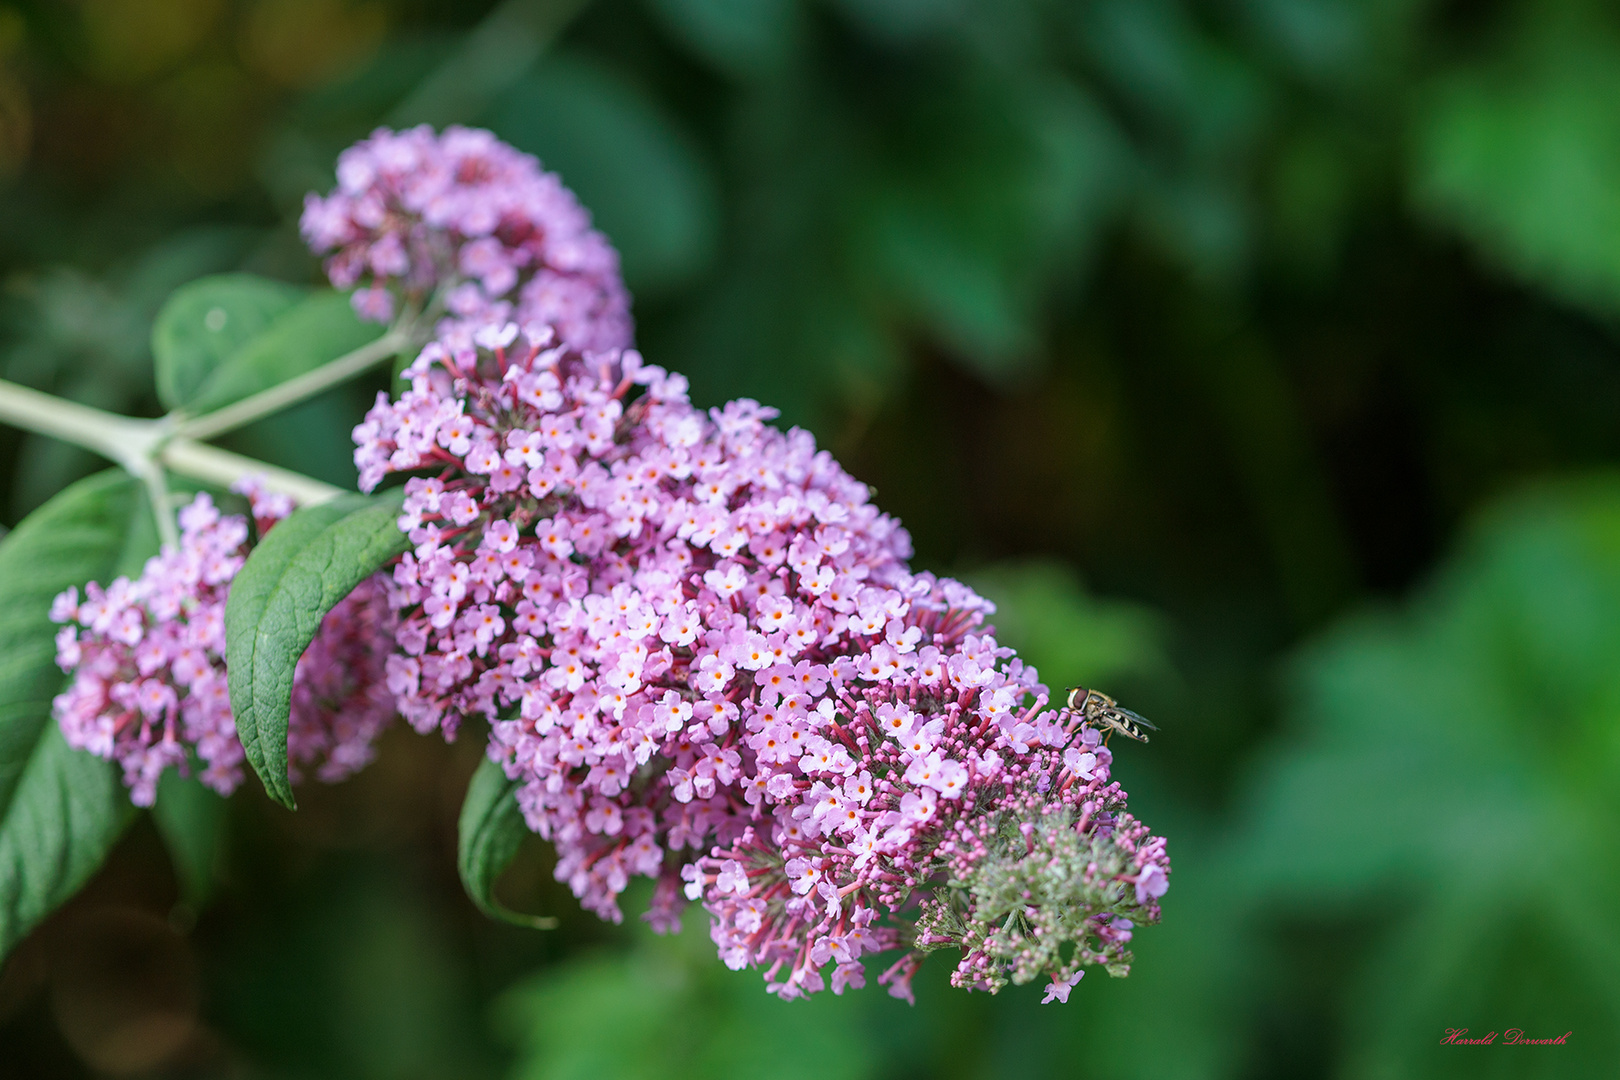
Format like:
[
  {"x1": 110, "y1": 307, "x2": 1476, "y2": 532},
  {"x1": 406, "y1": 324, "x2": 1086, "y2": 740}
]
[
  {"x1": 151, "y1": 273, "x2": 305, "y2": 411},
  {"x1": 151, "y1": 273, "x2": 385, "y2": 417},
  {"x1": 1233, "y1": 475, "x2": 1620, "y2": 1074},
  {"x1": 224, "y1": 490, "x2": 409, "y2": 808},
  {"x1": 488, "y1": 58, "x2": 720, "y2": 296},
  {"x1": 647, "y1": 0, "x2": 801, "y2": 79},
  {"x1": 185, "y1": 290, "x2": 383, "y2": 415},
  {"x1": 497, "y1": 906, "x2": 870, "y2": 1080},
  {"x1": 0, "y1": 727, "x2": 134, "y2": 959},
  {"x1": 152, "y1": 769, "x2": 228, "y2": 908},
  {"x1": 1342, "y1": 883, "x2": 1620, "y2": 1079},
  {"x1": 967, "y1": 559, "x2": 1167, "y2": 693},
  {"x1": 1411, "y1": 5, "x2": 1620, "y2": 317},
  {"x1": 458, "y1": 757, "x2": 556, "y2": 929},
  {"x1": 854, "y1": 75, "x2": 1126, "y2": 383},
  {"x1": 0, "y1": 470, "x2": 144, "y2": 959}
]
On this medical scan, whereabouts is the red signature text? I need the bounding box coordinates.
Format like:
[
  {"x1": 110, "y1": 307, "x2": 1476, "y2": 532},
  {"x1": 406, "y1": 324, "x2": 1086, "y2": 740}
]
[{"x1": 1441, "y1": 1029, "x2": 1571, "y2": 1046}]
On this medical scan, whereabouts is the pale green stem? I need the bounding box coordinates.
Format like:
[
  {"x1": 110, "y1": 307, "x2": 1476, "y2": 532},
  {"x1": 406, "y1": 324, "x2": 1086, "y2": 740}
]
[
  {"x1": 0, "y1": 378, "x2": 167, "y2": 475},
  {"x1": 388, "y1": 0, "x2": 591, "y2": 127},
  {"x1": 160, "y1": 438, "x2": 343, "y2": 505},
  {"x1": 0, "y1": 378, "x2": 343, "y2": 512},
  {"x1": 176, "y1": 327, "x2": 409, "y2": 441},
  {"x1": 138, "y1": 460, "x2": 180, "y2": 549}
]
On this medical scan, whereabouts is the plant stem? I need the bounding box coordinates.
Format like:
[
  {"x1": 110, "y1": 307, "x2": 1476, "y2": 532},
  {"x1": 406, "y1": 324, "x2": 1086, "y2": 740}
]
[
  {"x1": 388, "y1": 0, "x2": 590, "y2": 127},
  {"x1": 0, "y1": 378, "x2": 343, "y2": 507},
  {"x1": 138, "y1": 461, "x2": 180, "y2": 549},
  {"x1": 161, "y1": 438, "x2": 344, "y2": 506},
  {"x1": 176, "y1": 328, "x2": 409, "y2": 441},
  {"x1": 0, "y1": 378, "x2": 166, "y2": 475}
]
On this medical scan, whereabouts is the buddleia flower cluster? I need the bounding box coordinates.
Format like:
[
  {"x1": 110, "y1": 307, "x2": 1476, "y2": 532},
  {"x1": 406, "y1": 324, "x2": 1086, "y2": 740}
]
[
  {"x1": 49, "y1": 123, "x2": 1169, "y2": 1006},
  {"x1": 352, "y1": 313, "x2": 1172, "y2": 1002},
  {"x1": 50, "y1": 484, "x2": 397, "y2": 806},
  {"x1": 300, "y1": 124, "x2": 632, "y2": 353}
]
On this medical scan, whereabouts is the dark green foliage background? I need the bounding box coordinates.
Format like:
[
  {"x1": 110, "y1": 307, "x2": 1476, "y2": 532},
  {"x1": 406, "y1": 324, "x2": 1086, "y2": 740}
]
[{"x1": 2, "y1": 0, "x2": 1618, "y2": 1075}]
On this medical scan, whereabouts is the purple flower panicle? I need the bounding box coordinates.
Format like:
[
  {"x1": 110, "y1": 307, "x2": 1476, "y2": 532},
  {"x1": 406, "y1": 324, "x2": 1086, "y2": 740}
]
[
  {"x1": 301, "y1": 125, "x2": 633, "y2": 354},
  {"x1": 51, "y1": 485, "x2": 396, "y2": 806},
  {"x1": 354, "y1": 319, "x2": 1171, "y2": 1000}
]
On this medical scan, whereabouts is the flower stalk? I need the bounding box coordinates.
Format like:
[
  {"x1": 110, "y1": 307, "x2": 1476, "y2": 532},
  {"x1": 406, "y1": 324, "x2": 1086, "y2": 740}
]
[
  {"x1": 0, "y1": 296, "x2": 425, "y2": 522},
  {"x1": 0, "y1": 378, "x2": 169, "y2": 476},
  {"x1": 160, "y1": 437, "x2": 344, "y2": 506},
  {"x1": 0, "y1": 378, "x2": 344, "y2": 524},
  {"x1": 175, "y1": 326, "x2": 412, "y2": 441}
]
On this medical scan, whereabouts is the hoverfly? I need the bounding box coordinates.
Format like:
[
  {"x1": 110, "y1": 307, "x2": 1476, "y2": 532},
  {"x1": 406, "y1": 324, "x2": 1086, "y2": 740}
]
[{"x1": 1064, "y1": 687, "x2": 1158, "y2": 744}]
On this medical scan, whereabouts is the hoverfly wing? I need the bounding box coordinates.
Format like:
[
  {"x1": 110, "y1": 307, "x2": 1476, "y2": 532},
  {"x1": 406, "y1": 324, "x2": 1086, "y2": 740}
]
[
  {"x1": 1098, "y1": 707, "x2": 1153, "y2": 742},
  {"x1": 1115, "y1": 707, "x2": 1157, "y2": 732}
]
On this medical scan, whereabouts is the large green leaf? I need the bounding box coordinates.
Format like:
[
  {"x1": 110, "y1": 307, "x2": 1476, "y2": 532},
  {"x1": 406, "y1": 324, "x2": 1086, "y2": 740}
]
[
  {"x1": 151, "y1": 273, "x2": 384, "y2": 417},
  {"x1": 967, "y1": 558, "x2": 1167, "y2": 694},
  {"x1": 0, "y1": 727, "x2": 134, "y2": 959},
  {"x1": 224, "y1": 490, "x2": 408, "y2": 808},
  {"x1": 185, "y1": 290, "x2": 383, "y2": 415},
  {"x1": 1411, "y1": 4, "x2": 1620, "y2": 317},
  {"x1": 0, "y1": 470, "x2": 144, "y2": 958},
  {"x1": 646, "y1": 0, "x2": 801, "y2": 79},
  {"x1": 1234, "y1": 475, "x2": 1620, "y2": 1076},
  {"x1": 488, "y1": 58, "x2": 720, "y2": 296},
  {"x1": 496, "y1": 905, "x2": 873, "y2": 1080},
  {"x1": 855, "y1": 76, "x2": 1127, "y2": 383},
  {"x1": 151, "y1": 273, "x2": 305, "y2": 411},
  {"x1": 458, "y1": 757, "x2": 556, "y2": 929}
]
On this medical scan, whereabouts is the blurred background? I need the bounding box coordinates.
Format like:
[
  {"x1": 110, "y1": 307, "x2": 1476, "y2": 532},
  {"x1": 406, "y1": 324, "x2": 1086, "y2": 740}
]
[{"x1": 2, "y1": 0, "x2": 1619, "y2": 1075}]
